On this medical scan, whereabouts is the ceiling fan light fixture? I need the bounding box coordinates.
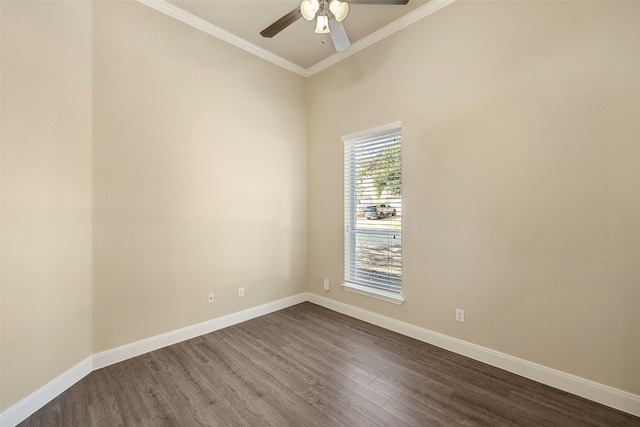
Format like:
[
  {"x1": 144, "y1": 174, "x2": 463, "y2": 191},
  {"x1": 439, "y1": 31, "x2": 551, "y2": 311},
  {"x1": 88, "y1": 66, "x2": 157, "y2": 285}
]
[
  {"x1": 300, "y1": 0, "x2": 320, "y2": 21},
  {"x1": 329, "y1": 0, "x2": 349, "y2": 22},
  {"x1": 314, "y1": 14, "x2": 330, "y2": 34}
]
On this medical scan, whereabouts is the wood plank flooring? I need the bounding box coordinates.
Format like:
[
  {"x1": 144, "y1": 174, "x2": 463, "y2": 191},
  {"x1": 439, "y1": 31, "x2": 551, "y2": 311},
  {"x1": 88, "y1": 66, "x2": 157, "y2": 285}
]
[{"x1": 17, "y1": 302, "x2": 640, "y2": 426}]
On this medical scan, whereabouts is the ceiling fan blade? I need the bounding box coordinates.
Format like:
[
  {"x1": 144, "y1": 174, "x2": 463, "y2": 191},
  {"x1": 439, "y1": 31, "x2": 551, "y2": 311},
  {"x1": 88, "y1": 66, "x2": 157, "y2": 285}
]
[
  {"x1": 348, "y1": 0, "x2": 410, "y2": 4},
  {"x1": 328, "y1": 20, "x2": 351, "y2": 52},
  {"x1": 260, "y1": 8, "x2": 302, "y2": 38}
]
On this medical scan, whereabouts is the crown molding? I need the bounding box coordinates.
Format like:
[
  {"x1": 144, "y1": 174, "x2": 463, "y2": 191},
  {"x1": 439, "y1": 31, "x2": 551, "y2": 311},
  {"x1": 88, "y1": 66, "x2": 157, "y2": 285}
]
[
  {"x1": 136, "y1": 0, "x2": 308, "y2": 77},
  {"x1": 137, "y1": 0, "x2": 455, "y2": 78}
]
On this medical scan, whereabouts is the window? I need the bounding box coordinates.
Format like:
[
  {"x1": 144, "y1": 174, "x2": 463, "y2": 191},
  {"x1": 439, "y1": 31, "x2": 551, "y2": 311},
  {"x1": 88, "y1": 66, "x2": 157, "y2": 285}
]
[{"x1": 343, "y1": 123, "x2": 403, "y2": 304}]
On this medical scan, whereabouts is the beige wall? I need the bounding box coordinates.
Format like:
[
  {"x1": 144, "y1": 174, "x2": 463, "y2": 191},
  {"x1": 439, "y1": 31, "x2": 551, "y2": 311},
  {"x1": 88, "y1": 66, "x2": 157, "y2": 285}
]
[
  {"x1": 2, "y1": 0, "x2": 638, "y2": 413},
  {"x1": 1, "y1": 1, "x2": 93, "y2": 407},
  {"x1": 307, "y1": 1, "x2": 640, "y2": 395},
  {"x1": 91, "y1": 1, "x2": 307, "y2": 352},
  {"x1": 1, "y1": 0, "x2": 307, "y2": 408}
]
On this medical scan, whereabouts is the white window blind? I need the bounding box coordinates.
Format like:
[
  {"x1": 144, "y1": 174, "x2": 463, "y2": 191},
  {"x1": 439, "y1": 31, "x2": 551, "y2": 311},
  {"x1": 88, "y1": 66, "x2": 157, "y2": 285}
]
[{"x1": 344, "y1": 125, "x2": 402, "y2": 298}]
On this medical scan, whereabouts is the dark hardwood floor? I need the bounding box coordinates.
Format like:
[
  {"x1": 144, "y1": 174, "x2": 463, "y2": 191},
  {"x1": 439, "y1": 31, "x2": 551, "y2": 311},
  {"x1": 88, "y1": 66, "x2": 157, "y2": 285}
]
[{"x1": 18, "y1": 302, "x2": 640, "y2": 426}]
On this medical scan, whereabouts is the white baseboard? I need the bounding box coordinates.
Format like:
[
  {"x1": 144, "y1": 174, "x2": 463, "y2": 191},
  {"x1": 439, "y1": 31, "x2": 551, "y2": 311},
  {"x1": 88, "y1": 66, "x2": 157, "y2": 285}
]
[
  {"x1": 93, "y1": 293, "x2": 308, "y2": 370},
  {"x1": 306, "y1": 293, "x2": 640, "y2": 417},
  {"x1": 3, "y1": 292, "x2": 638, "y2": 427},
  {"x1": 1, "y1": 293, "x2": 307, "y2": 427},
  {"x1": 0, "y1": 356, "x2": 93, "y2": 427}
]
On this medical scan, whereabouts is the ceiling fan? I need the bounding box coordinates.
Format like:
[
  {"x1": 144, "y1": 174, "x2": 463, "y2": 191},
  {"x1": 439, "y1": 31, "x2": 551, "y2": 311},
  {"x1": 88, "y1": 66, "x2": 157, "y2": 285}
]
[{"x1": 260, "y1": 0, "x2": 410, "y2": 52}]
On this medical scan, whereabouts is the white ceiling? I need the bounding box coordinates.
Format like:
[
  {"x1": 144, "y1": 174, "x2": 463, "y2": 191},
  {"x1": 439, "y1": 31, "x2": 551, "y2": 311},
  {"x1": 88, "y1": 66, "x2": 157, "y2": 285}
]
[{"x1": 140, "y1": 0, "x2": 453, "y2": 76}]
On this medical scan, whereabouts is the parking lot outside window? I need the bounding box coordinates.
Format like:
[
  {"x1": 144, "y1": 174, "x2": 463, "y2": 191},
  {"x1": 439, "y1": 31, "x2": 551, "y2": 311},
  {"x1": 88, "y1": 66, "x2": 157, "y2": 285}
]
[{"x1": 343, "y1": 123, "x2": 403, "y2": 304}]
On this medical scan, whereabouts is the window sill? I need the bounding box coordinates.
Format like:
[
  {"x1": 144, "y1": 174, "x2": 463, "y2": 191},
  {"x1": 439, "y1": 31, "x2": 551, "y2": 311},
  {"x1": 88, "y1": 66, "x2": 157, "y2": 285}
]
[{"x1": 341, "y1": 282, "x2": 405, "y2": 305}]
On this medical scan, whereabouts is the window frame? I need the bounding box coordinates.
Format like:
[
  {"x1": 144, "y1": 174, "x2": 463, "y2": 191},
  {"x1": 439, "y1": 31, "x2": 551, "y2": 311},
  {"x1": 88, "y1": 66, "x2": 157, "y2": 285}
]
[{"x1": 342, "y1": 122, "x2": 404, "y2": 305}]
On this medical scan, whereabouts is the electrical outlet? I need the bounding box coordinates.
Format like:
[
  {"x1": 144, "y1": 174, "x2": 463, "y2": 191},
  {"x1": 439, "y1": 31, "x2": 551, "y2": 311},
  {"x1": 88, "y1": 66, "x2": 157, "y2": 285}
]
[
  {"x1": 238, "y1": 287, "x2": 245, "y2": 298},
  {"x1": 208, "y1": 293, "x2": 215, "y2": 304},
  {"x1": 323, "y1": 278, "x2": 330, "y2": 291},
  {"x1": 455, "y1": 308, "x2": 465, "y2": 323}
]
